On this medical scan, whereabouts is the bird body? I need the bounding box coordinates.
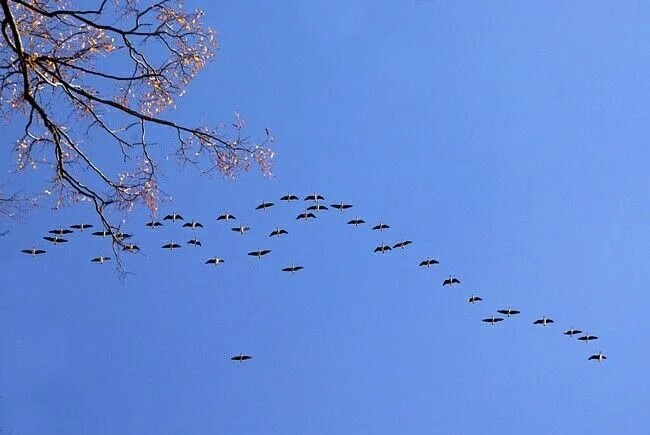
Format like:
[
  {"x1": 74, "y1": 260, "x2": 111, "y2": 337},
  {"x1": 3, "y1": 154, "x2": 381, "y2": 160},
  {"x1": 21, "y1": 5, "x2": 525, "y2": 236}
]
[{"x1": 91, "y1": 256, "x2": 111, "y2": 264}]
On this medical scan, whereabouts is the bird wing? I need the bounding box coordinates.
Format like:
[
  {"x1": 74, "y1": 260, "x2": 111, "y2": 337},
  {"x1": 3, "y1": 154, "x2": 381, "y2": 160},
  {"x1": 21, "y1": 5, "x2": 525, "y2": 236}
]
[
  {"x1": 261, "y1": 250, "x2": 271, "y2": 255},
  {"x1": 494, "y1": 318, "x2": 504, "y2": 322},
  {"x1": 196, "y1": 223, "x2": 203, "y2": 227},
  {"x1": 307, "y1": 205, "x2": 317, "y2": 210},
  {"x1": 206, "y1": 259, "x2": 215, "y2": 264},
  {"x1": 588, "y1": 355, "x2": 598, "y2": 360},
  {"x1": 182, "y1": 223, "x2": 191, "y2": 227},
  {"x1": 372, "y1": 225, "x2": 380, "y2": 230},
  {"x1": 43, "y1": 237, "x2": 55, "y2": 242},
  {"x1": 163, "y1": 215, "x2": 173, "y2": 220},
  {"x1": 452, "y1": 278, "x2": 460, "y2": 284},
  {"x1": 21, "y1": 249, "x2": 32, "y2": 254},
  {"x1": 497, "y1": 310, "x2": 508, "y2": 315},
  {"x1": 279, "y1": 229, "x2": 288, "y2": 234},
  {"x1": 534, "y1": 320, "x2": 543, "y2": 324},
  {"x1": 297, "y1": 214, "x2": 306, "y2": 219},
  {"x1": 547, "y1": 319, "x2": 554, "y2": 323},
  {"x1": 511, "y1": 310, "x2": 520, "y2": 315},
  {"x1": 247, "y1": 251, "x2": 259, "y2": 256}
]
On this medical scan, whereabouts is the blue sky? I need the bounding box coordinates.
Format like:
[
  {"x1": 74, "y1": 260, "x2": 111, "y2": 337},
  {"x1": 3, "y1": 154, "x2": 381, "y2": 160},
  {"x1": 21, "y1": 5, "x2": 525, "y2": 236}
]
[{"x1": 1, "y1": 1, "x2": 648, "y2": 433}]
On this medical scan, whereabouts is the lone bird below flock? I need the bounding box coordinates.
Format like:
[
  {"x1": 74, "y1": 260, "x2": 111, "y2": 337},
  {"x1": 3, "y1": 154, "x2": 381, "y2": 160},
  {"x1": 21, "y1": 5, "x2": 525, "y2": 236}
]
[
  {"x1": 497, "y1": 307, "x2": 521, "y2": 317},
  {"x1": 282, "y1": 265, "x2": 304, "y2": 273},
  {"x1": 183, "y1": 220, "x2": 203, "y2": 230},
  {"x1": 482, "y1": 316, "x2": 504, "y2": 325},
  {"x1": 280, "y1": 193, "x2": 299, "y2": 201},
  {"x1": 248, "y1": 249, "x2": 271, "y2": 258},
  {"x1": 533, "y1": 317, "x2": 554, "y2": 326},
  {"x1": 419, "y1": 258, "x2": 439, "y2": 267},
  {"x1": 163, "y1": 213, "x2": 183, "y2": 222},
  {"x1": 162, "y1": 242, "x2": 182, "y2": 250},
  {"x1": 232, "y1": 225, "x2": 250, "y2": 234},
  {"x1": 331, "y1": 202, "x2": 352, "y2": 211},
  {"x1": 443, "y1": 276, "x2": 460, "y2": 286},
  {"x1": 256, "y1": 201, "x2": 274, "y2": 210},
  {"x1": 588, "y1": 352, "x2": 606, "y2": 362},
  {"x1": 205, "y1": 257, "x2": 225, "y2": 266},
  {"x1": 270, "y1": 228, "x2": 288, "y2": 237},
  {"x1": 91, "y1": 256, "x2": 111, "y2": 264},
  {"x1": 43, "y1": 236, "x2": 67, "y2": 244},
  {"x1": 217, "y1": 213, "x2": 236, "y2": 221},
  {"x1": 22, "y1": 248, "x2": 46, "y2": 256},
  {"x1": 296, "y1": 212, "x2": 316, "y2": 221},
  {"x1": 374, "y1": 243, "x2": 392, "y2": 254},
  {"x1": 468, "y1": 295, "x2": 483, "y2": 304},
  {"x1": 231, "y1": 354, "x2": 252, "y2": 362}
]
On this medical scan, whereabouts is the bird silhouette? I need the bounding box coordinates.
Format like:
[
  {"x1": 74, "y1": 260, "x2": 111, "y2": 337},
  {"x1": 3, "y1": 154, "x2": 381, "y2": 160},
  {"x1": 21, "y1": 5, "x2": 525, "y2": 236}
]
[
  {"x1": 217, "y1": 213, "x2": 236, "y2": 221},
  {"x1": 182, "y1": 220, "x2": 203, "y2": 230},
  {"x1": 114, "y1": 231, "x2": 132, "y2": 240},
  {"x1": 122, "y1": 244, "x2": 140, "y2": 252},
  {"x1": 307, "y1": 204, "x2": 328, "y2": 212},
  {"x1": 331, "y1": 202, "x2": 352, "y2": 211},
  {"x1": 564, "y1": 328, "x2": 583, "y2": 337},
  {"x1": 468, "y1": 295, "x2": 483, "y2": 304},
  {"x1": 43, "y1": 236, "x2": 67, "y2": 244},
  {"x1": 92, "y1": 230, "x2": 112, "y2": 238},
  {"x1": 497, "y1": 307, "x2": 520, "y2": 317},
  {"x1": 162, "y1": 242, "x2": 181, "y2": 250},
  {"x1": 205, "y1": 257, "x2": 225, "y2": 265},
  {"x1": 304, "y1": 193, "x2": 325, "y2": 202},
  {"x1": 21, "y1": 248, "x2": 46, "y2": 256},
  {"x1": 70, "y1": 223, "x2": 93, "y2": 231},
  {"x1": 256, "y1": 201, "x2": 275, "y2": 210},
  {"x1": 419, "y1": 258, "x2": 440, "y2": 267},
  {"x1": 296, "y1": 212, "x2": 317, "y2": 221},
  {"x1": 374, "y1": 243, "x2": 392, "y2": 254},
  {"x1": 187, "y1": 239, "x2": 202, "y2": 247},
  {"x1": 231, "y1": 353, "x2": 252, "y2": 362},
  {"x1": 163, "y1": 213, "x2": 184, "y2": 222},
  {"x1": 578, "y1": 334, "x2": 598, "y2": 342},
  {"x1": 588, "y1": 351, "x2": 606, "y2": 362},
  {"x1": 91, "y1": 256, "x2": 111, "y2": 264},
  {"x1": 145, "y1": 220, "x2": 163, "y2": 228},
  {"x1": 269, "y1": 228, "x2": 288, "y2": 237},
  {"x1": 49, "y1": 228, "x2": 73, "y2": 235},
  {"x1": 231, "y1": 225, "x2": 250, "y2": 234},
  {"x1": 372, "y1": 222, "x2": 390, "y2": 231},
  {"x1": 392, "y1": 240, "x2": 412, "y2": 249},
  {"x1": 347, "y1": 218, "x2": 365, "y2": 226},
  {"x1": 248, "y1": 249, "x2": 271, "y2": 258},
  {"x1": 280, "y1": 193, "x2": 299, "y2": 201},
  {"x1": 442, "y1": 276, "x2": 460, "y2": 286},
  {"x1": 533, "y1": 317, "x2": 554, "y2": 326},
  {"x1": 282, "y1": 265, "x2": 304, "y2": 273},
  {"x1": 482, "y1": 316, "x2": 504, "y2": 325}
]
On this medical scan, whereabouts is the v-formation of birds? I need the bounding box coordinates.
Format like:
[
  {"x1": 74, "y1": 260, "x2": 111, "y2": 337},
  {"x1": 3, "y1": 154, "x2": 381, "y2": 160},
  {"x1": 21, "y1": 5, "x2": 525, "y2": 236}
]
[{"x1": 21, "y1": 193, "x2": 607, "y2": 364}]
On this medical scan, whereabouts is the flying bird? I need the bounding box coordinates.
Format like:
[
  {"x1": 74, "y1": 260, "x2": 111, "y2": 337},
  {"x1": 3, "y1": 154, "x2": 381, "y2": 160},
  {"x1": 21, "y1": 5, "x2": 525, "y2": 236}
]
[
  {"x1": 588, "y1": 352, "x2": 607, "y2": 362},
  {"x1": 331, "y1": 202, "x2": 352, "y2": 211},
  {"x1": 256, "y1": 201, "x2": 275, "y2": 210},
  {"x1": 296, "y1": 212, "x2": 317, "y2": 221},
  {"x1": 419, "y1": 258, "x2": 440, "y2": 267},
  {"x1": 70, "y1": 223, "x2": 93, "y2": 231},
  {"x1": 374, "y1": 243, "x2": 392, "y2": 254},
  {"x1": 442, "y1": 276, "x2": 460, "y2": 286},
  {"x1": 182, "y1": 220, "x2": 203, "y2": 230},
  {"x1": 43, "y1": 236, "x2": 67, "y2": 244},
  {"x1": 392, "y1": 240, "x2": 412, "y2": 249},
  {"x1": 114, "y1": 231, "x2": 132, "y2": 240},
  {"x1": 307, "y1": 204, "x2": 328, "y2": 212},
  {"x1": 533, "y1": 317, "x2": 554, "y2": 326},
  {"x1": 22, "y1": 248, "x2": 46, "y2": 256},
  {"x1": 280, "y1": 193, "x2": 299, "y2": 202},
  {"x1": 372, "y1": 222, "x2": 390, "y2": 231},
  {"x1": 145, "y1": 220, "x2": 163, "y2": 228},
  {"x1": 217, "y1": 213, "x2": 236, "y2": 221},
  {"x1": 482, "y1": 316, "x2": 504, "y2": 325},
  {"x1": 49, "y1": 228, "x2": 73, "y2": 235},
  {"x1": 92, "y1": 230, "x2": 112, "y2": 238},
  {"x1": 231, "y1": 353, "x2": 252, "y2": 362},
  {"x1": 564, "y1": 328, "x2": 583, "y2": 337},
  {"x1": 122, "y1": 244, "x2": 140, "y2": 252},
  {"x1": 205, "y1": 257, "x2": 225, "y2": 265},
  {"x1": 468, "y1": 295, "x2": 483, "y2": 304},
  {"x1": 304, "y1": 193, "x2": 325, "y2": 202},
  {"x1": 248, "y1": 249, "x2": 271, "y2": 258},
  {"x1": 347, "y1": 218, "x2": 365, "y2": 226},
  {"x1": 163, "y1": 213, "x2": 184, "y2": 222},
  {"x1": 162, "y1": 242, "x2": 182, "y2": 250},
  {"x1": 231, "y1": 225, "x2": 250, "y2": 234},
  {"x1": 578, "y1": 334, "x2": 598, "y2": 342},
  {"x1": 269, "y1": 228, "x2": 288, "y2": 237},
  {"x1": 282, "y1": 265, "x2": 304, "y2": 273},
  {"x1": 187, "y1": 239, "x2": 202, "y2": 247},
  {"x1": 91, "y1": 256, "x2": 111, "y2": 264},
  {"x1": 497, "y1": 307, "x2": 521, "y2": 317}
]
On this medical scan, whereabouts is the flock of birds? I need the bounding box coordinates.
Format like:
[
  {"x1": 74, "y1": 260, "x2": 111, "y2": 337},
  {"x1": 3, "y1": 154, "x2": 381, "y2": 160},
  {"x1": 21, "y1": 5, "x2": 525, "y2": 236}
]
[{"x1": 21, "y1": 193, "x2": 607, "y2": 364}]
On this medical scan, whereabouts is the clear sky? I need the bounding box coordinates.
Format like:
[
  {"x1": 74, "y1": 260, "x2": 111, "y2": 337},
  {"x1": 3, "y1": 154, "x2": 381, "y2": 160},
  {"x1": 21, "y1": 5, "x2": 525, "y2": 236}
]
[{"x1": 1, "y1": 1, "x2": 648, "y2": 433}]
